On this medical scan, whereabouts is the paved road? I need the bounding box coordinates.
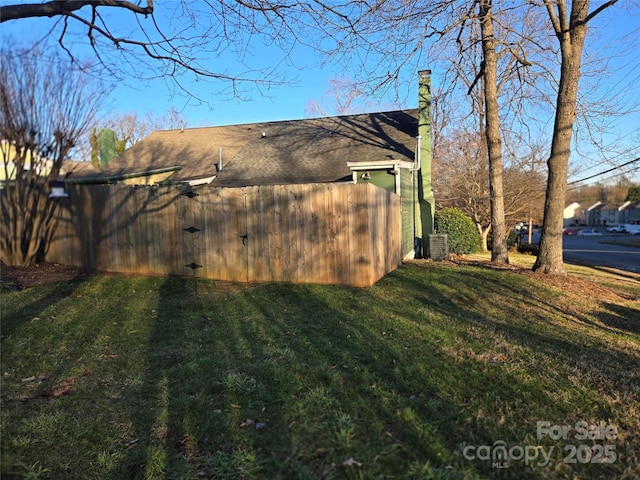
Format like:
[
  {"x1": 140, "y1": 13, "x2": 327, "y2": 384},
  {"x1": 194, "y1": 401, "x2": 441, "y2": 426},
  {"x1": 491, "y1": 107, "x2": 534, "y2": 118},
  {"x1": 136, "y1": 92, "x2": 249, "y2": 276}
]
[
  {"x1": 562, "y1": 234, "x2": 640, "y2": 273},
  {"x1": 520, "y1": 231, "x2": 640, "y2": 273}
]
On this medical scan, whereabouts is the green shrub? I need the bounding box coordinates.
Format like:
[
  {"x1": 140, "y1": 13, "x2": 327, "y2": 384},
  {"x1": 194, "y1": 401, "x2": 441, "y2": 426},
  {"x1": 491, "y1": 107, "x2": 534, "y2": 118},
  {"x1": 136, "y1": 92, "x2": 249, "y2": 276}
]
[{"x1": 434, "y1": 208, "x2": 482, "y2": 255}]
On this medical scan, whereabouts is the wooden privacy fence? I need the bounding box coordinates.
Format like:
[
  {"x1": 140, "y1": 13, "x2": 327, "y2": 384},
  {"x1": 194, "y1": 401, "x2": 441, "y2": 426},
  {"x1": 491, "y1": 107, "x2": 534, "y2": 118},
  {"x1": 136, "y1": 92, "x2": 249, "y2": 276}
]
[{"x1": 46, "y1": 182, "x2": 402, "y2": 286}]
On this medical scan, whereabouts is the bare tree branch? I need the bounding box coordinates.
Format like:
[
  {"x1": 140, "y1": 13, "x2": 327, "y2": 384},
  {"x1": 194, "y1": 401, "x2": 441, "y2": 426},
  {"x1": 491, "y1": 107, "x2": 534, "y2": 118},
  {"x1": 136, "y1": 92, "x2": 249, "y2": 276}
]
[
  {"x1": 1, "y1": 47, "x2": 106, "y2": 266},
  {"x1": 0, "y1": 0, "x2": 153, "y2": 22}
]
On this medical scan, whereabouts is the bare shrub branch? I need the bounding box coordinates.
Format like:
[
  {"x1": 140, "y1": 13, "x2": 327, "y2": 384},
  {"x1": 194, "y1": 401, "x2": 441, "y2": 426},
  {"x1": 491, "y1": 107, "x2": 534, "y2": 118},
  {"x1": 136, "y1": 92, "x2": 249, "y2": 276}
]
[{"x1": 1, "y1": 48, "x2": 106, "y2": 266}]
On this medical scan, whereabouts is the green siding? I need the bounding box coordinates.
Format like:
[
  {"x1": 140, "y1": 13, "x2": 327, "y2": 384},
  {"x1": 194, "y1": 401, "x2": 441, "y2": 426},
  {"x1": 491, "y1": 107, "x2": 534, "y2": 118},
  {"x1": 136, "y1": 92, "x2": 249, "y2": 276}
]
[
  {"x1": 358, "y1": 168, "x2": 415, "y2": 258},
  {"x1": 356, "y1": 168, "x2": 419, "y2": 258},
  {"x1": 356, "y1": 170, "x2": 395, "y2": 192},
  {"x1": 400, "y1": 168, "x2": 416, "y2": 257}
]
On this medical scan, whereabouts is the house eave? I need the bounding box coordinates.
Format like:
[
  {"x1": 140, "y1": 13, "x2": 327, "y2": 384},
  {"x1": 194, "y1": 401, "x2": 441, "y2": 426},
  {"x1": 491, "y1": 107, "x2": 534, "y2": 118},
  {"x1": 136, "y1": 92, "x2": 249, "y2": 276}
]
[
  {"x1": 158, "y1": 175, "x2": 218, "y2": 187},
  {"x1": 347, "y1": 160, "x2": 415, "y2": 170},
  {"x1": 65, "y1": 166, "x2": 183, "y2": 185}
]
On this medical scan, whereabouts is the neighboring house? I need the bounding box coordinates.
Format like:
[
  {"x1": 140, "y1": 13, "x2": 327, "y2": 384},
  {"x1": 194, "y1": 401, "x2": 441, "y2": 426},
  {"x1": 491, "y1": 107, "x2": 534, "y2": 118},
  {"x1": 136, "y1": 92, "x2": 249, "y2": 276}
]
[
  {"x1": 586, "y1": 201, "x2": 603, "y2": 226},
  {"x1": 598, "y1": 203, "x2": 626, "y2": 226},
  {"x1": 584, "y1": 201, "x2": 637, "y2": 226},
  {"x1": 621, "y1": 201, "x2": 640, "y2": 225},
  {"x1": 1, "y1": 141, "x2": 50, "y2": 183},
  {"x1": 1, "y1": 140, "x2": 98, "y2": 185},
  {"x1": 588, "y1": 202, "x2": 631, "y2": 226},
  {"x1": 563, "y1": 202, "x2": 581, "y2": 226},
  {"x1": 70, "y1": 72, "x2": 435, "y2": 259}
]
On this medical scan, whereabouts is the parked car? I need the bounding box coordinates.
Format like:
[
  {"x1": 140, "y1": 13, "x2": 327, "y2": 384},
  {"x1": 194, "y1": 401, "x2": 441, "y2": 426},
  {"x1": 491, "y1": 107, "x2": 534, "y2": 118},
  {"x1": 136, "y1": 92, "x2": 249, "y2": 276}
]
[
  {"x1": 563, "y1": 227, "x2": 580, "y2": 235},
  {"x1": 606, "y1": 225, "x2": 626, "y2": 233},
  {"x1": 577, "y1": 228, "x2": 602, "y2": 236}
]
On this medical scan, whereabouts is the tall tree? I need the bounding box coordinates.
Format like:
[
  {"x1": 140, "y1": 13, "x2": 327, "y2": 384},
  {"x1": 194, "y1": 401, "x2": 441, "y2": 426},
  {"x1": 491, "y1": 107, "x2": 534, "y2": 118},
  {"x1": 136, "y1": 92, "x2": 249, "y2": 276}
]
[
  {"x1": 477, "y1": 0, "x2": 509, "y2": 262},
  {"x1": 0, "y1": 48, "x2": 105, "y2": 266},
  {"x1": 533, "y1": 0, "x2": 618, "y2": 274}
]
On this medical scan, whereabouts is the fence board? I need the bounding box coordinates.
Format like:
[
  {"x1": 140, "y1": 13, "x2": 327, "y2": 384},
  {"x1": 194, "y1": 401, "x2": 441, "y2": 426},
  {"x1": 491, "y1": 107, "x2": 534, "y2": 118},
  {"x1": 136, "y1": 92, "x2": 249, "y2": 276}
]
[{"x1": 46, "y1": 182, "x2": 401, "y2": 286}]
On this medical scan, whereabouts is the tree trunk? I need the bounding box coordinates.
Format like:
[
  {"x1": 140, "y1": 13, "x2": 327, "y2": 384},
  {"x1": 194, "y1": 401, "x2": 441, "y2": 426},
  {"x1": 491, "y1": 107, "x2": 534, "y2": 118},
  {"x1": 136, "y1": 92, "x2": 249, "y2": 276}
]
[
  {"x1": 475, "y1": 223, "x2": 491, "y2": 252},
  {"x1": 479, "y1": 0, "x2": 509, "y2": 263},
  {"x1": 533, "y1": 0, "x2": 589, "y2": 274}
]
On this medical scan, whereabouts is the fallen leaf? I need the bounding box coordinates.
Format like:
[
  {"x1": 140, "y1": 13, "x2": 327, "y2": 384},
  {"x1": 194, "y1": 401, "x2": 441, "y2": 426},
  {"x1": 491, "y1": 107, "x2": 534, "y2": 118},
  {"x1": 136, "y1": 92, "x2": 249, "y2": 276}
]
[{"x1": 51, "y1": 377, "x2": 76, "y2": 398}]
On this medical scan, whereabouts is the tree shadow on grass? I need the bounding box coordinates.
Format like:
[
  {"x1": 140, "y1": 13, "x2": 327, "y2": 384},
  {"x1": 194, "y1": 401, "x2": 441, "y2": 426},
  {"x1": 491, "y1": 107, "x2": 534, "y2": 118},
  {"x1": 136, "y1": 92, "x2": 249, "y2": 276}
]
[
  {"x1": 0, "y1": 276, "x2": 95, "y2": 479},
  {"x1": 120, "y1": 265, "x2": 636, "y2": 479},
  {"x1": 127, "y1": 276, "x2": 192, "y2": 479},
  {"x1": 0, "y1": 276, "x2": 89, "y2": 340},
  {"x1": 193, "y1": 283, "x2": 561, "y2": 477},
  {"x1": 228, "y1": 281, "x2": 573, "y2": 479},
  {"x1": 594, "y1": 302, "x2": 640, "y2": 336}
]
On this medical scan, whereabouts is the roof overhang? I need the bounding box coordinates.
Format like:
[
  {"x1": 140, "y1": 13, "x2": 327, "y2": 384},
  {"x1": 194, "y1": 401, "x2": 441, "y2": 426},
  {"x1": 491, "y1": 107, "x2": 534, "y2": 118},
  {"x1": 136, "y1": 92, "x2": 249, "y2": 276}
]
[
  {"x1": 347, "y1": 160, "x2": 415, "y2": 171},
  {"x1": 188, "y1": 175, "x2": 216, "y2": 186},
  {"x1": 66, "y1": 166, "x2": 182, "y2": 185}
]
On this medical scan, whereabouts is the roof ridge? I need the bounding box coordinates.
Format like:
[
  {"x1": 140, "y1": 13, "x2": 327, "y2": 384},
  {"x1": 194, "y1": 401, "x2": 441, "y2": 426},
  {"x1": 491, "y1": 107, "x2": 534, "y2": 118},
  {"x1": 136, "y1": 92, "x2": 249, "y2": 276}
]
[{"x1": 156, "y1": 108, "x2": 418, "y2": 133}]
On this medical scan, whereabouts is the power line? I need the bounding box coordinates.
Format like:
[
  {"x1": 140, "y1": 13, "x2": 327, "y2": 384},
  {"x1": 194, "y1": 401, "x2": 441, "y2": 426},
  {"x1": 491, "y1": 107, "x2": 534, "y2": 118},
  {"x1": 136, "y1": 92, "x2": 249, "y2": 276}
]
[
  {"x1": 567, "y1": 157, "x2": 640, "y2": 185},
  {"x1": 567, "y1": 166, "x2": 640, "y2": 191}
]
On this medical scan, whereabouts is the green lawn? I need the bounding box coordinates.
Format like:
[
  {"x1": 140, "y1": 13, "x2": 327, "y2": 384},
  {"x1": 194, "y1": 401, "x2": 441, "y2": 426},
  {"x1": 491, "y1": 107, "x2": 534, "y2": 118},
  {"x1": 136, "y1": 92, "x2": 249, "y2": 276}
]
[
  {"x1": 1, "y1": 261, "x2": 639, "y2": 479},
  {"x1": 600, "y1": 236, "x2": 640, "y2": 248}
]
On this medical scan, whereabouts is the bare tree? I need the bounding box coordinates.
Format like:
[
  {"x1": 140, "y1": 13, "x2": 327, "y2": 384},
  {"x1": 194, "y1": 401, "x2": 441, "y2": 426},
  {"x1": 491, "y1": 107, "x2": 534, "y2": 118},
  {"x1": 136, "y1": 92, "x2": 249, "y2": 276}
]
[
  {"x1": 305, "y1": 77, "x2": 399, "y2": 117},
  {"x1": 88, "y1": 107, "x2": 189, "y2": 166},
  {"x1": 0, "y1": 1, "x2": 256, "y2": 97},
  {"x1": 435, "y1": 127, "x2": 546, "y2": 251},
  {"x1": 476, "y1": 0, "x2": 509, "y2": 262},
  {"x1": 1, "y1": 48, "x2": 105, "y2": 266},
  {"x1": 102, "y1": 107, "x2": 188, "y2": 148},
  {"x1": 430, "y1": 2, "x2": 548, "y2": 262},
  {"x1": 318, "y1": 1, "x2": 630, "y2": 271},
  {"x1": 434, "y1": 128, "x2": 490, "y2": 249},
  {"x1": 533, "y1": 0, "x2": 619, "y2": 274},
  {"x1": 0, "y1": 1, "x2": 351, "y2": 102}
]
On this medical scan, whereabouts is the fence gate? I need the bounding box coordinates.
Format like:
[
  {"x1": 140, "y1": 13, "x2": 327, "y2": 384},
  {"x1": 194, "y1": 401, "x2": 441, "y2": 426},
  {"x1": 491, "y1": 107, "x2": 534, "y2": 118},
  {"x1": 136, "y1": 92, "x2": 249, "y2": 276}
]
[{"x1": 178, "y1": 186, "x2": 248, "y2": 282}]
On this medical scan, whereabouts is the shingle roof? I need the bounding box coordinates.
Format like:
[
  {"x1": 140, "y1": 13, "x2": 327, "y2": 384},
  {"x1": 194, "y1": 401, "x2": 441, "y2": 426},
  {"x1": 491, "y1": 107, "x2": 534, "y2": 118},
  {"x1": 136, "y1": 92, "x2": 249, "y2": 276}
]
[
  {"x1": 61, "y1": 160, "x2": 99, "y2": 177},
  {"x1": 599, "y1": 203, "x2": 623, "y2": 211},
  {"x1": 71, "y1": 109, "x2": 419, "y2": 187}
]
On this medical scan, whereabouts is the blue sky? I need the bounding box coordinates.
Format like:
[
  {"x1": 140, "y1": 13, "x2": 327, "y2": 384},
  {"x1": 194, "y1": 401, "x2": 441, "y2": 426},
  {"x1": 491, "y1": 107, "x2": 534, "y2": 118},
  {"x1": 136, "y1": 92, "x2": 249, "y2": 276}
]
[{"x1": 1, "y1": 0, "x2": 638, "y2": 183}]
